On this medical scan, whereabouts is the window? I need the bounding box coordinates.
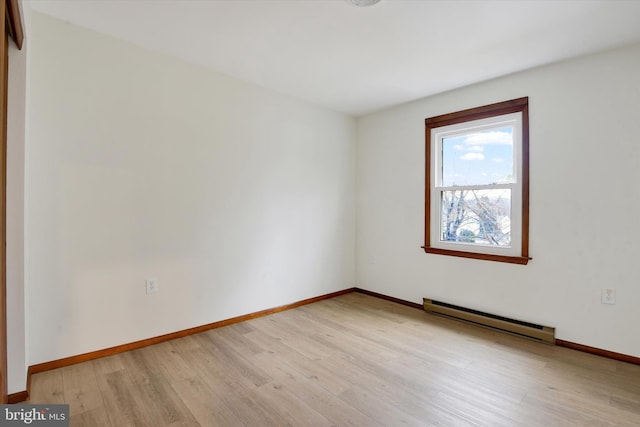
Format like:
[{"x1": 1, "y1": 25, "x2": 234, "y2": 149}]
[{"x1": 424, "y1": 97, "x2": 530, "y2": 265}]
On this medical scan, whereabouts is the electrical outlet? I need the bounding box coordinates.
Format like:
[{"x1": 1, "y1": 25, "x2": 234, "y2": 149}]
[
  {"x1": 146, "y1": 278, "x2": 158, "y2": 294},
  {"x1": 601, "y1": 288, "x2": 615, "y2": 305}
]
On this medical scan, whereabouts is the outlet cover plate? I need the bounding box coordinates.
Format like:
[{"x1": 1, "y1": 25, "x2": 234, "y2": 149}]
[
  {"x1": 146, "y1": 278, "x2": 158, "y2": 294},
  {"x1": 601, "y1": 288, "x2": 615, "y2": 305}
]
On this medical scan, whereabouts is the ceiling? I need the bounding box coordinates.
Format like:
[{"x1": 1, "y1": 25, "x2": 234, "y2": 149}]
[{"x1": 25, "y1": 0, "x2": 640, "y2": 116}]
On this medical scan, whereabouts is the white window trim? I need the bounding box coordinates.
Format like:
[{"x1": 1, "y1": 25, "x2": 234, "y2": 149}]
[{"x1": 430, "y1": 113, "x2": 523, "y2": 257}]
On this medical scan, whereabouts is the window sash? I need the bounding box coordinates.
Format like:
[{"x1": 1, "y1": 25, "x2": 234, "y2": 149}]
[{"x1": 430, "y1": 184, "x2": 521, "y2": 256}]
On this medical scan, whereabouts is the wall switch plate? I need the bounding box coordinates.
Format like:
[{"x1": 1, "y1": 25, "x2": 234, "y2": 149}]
[
  {"x1": 601, "y1": 288, "x2": 615, "y2": 305},
  {"x1": 146, "y1": 278, "x2": 158, "y2": 294}
]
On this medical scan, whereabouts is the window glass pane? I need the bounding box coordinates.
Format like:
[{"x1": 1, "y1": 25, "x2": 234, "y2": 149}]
[
  {"x1": 442, "y1": 126, "x2": 514, "y2": 186},
  {"x1": 440, "y1": 189, "x2": 511, "y2": 247}
]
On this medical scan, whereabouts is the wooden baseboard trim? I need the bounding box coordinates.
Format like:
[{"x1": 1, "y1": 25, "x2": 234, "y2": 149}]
[
  {"x1": 353, "y1": 288, "x2": 423, "y2": 310},
  {"x1": 31, "y1": 287, "x2": 355, "y2": 374},
  {"x1": 355, "y1": 288, "x2": 640, "y2": 365},
  {"x1": 556, "y1": 339, "x2": 640, "y2": 365},
  {"x1": 7, "y1": 390, "x2": 28, "y2": 404},
  {"x1": 13, "y1": 287, "x2": 356, "y2": 403},
  {"x1": 16, "y1": 288, "x2": 638, "y2": 404}
]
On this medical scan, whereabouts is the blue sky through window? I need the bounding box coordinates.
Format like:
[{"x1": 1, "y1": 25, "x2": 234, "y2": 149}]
[{"x1": 442, "y1": 126, "x2": 513, "y2": 187}]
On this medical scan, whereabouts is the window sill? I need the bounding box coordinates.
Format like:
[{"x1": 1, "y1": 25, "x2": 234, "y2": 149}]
[{"x1": 422, "y1": 246, "x2": 530, "y2": 265}]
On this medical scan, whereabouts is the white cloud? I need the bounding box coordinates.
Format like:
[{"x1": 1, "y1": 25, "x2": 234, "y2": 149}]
[
  {"x1": 453, "y1": 144, "x2": 465, "y2": 151},
  {"x1": 463, "y1": 131, "x2": 512, "y2": 146},
  {"x1": 467, "y1": 145, "x2": 484, "y2": 152},
  {"x1": 492, "y1": 157, "x2": 505, "y2": 163},
  {"x1": 460, "y1": 153, "x2": 485, "y2": 161}
]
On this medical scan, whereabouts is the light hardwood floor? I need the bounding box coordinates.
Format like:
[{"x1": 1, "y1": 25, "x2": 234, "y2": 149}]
[{"x1": 25, "y1": 293, "x2": 640, "y2": 426}]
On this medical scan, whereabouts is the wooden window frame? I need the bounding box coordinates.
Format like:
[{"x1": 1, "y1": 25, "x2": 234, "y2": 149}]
[{"x1": 423, "y1": 97, "x2": 530, "y2": 265}]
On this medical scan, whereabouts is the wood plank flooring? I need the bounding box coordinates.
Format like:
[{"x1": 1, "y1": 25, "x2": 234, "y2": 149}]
[{"x1": 24, "y1": 293, "x2": 640, "y2": 426}]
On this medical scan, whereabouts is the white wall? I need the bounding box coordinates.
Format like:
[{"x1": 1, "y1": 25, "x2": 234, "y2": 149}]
[
  {"x1": 21, "y1": 6, "x2": 640, "y2": 390},
  {"x1": 27, "y1": 12, "x2": 355, "y2": 365},
  {"x1": 6, "y1": 2, "x2": 29, "y2": 394},
  {"x1": 357, "y1": 43, "x2": 640, "y2": 357}
]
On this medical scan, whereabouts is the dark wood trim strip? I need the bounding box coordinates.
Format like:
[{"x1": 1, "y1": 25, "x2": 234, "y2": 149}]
[
  {"x1": 7, "y1": 389, "x2": 27, "y2": 404},
  {"x1": 1, "y1": 1, "x2": 26, "y2": 401},
  {"x1": 425, "y1": 97, "x2": 529, "y2": 128},
  {"x1": 30, "y1": 287, "x2": 355, "y2": 375},
  {"x1": 556, "y1": 339, "x2": 640, "y2": 366},
  {"x1": 424, "y1": 108, "x2": 432, "y2": 253},
  {"x1": 26, "y1": 365, "x2": 32, "y2": 399},
  {"x1": 5, "y1": 288, "x2": 355, "y2": 403},
  {"x1": 1, "y1": 17, "x2": 8, "y2": 406},
  {"x1": 10, "y1": 366, "x2": 34, "y2": 403},
  {"x1": 14, "y1": 288, "x2": 639, "y2": 403},
  {"x1": 357, "y1": 288, "x2": 640, "y2": 365},
  {"x1": 422, "y1": 246, "x2": 530, "y2": 265},
  {"x1": 6, "y1": 0, "x2": 24, "y2": 50},
  {"x1": 520, "y1": 102, "x2": 530, "y2": 260},
  {"x1": 353, "y1": 288, "x2": 423, "y2": 310}
]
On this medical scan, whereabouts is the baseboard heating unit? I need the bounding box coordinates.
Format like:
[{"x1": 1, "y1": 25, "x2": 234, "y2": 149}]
[{"x1": 423, "y1": 298, "x2": 555, "y2": 344}]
